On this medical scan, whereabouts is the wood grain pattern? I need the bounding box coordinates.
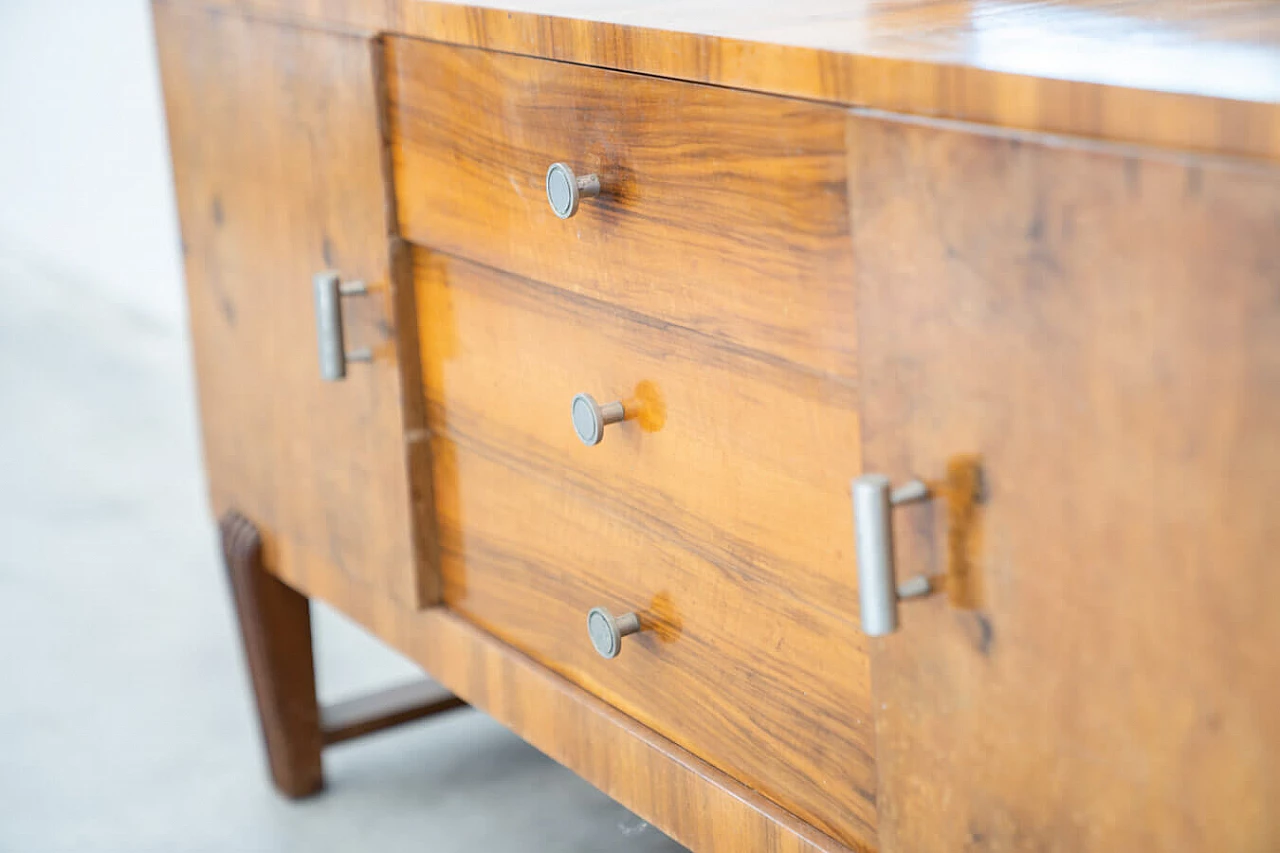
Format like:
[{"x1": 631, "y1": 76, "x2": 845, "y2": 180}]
[
  {"x1": 155, "y1": 2, "x2": 438, "y2": 607},
  {"x1": 387, "y1": 38, "x2": 855, "y2": 378},
  {"x1": 183, "y1": 0, "x2": 1280, "y2": 160},
  {"x1": 851, "y1": 113, "x2": 1280, "y2": 852},
  {"x1": 414, "y1": 251, "x2": 874, "y2": 847},
  {"x1": 263, "y1": 527, "x2": 863, "y2": 853},
  {"x1": 221, "y1": 511, "x2": 324, "y2": 799}
]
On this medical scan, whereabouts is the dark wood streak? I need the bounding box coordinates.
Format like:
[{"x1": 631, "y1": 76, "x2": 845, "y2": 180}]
[
  {"x1": 435, "y1": 401, "x2": 853, "y2": 625},
  {"x1": 431, "y1": 245, "x2": 860, "y2": 399},
  {"x1": 434, "y1": 518, "x2": 874, "y2": 781}
]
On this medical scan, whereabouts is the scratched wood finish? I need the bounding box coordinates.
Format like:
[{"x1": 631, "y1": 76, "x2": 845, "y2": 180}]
[
  {"x1": 262, "y1": 532, "x2": 861, "y2": 853},
  {"x1": 183, "y1": 0, "x2": 1280, "y2": 161},
  {"x1": 851, "y1": 114, "x2": 1280, "y2": 851},
  {"x1": 154, "y1": 2, "x2": 438, "y2": 606},
  {"x1": 387, "y1": 38, "x2": 855, "y2": 378},
  {"x1": 414, "y1": 250, "x2": 874, "y2": 847}
]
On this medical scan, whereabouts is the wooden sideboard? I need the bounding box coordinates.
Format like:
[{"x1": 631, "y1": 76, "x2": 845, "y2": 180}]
[{"x1": 153, "y1": 2, "x2": 1280, "y2": 851}]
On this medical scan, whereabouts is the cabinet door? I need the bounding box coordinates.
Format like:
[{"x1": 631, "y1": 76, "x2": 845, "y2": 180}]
[
  {"x1": 156, "y1": 4, "x2": 436, "y2": 607},
  {"x1": 851, "y1": 115, "x2": 1280, "y2": 851}
]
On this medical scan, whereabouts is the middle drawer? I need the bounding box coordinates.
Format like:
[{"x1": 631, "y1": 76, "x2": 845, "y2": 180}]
[{"x1": 414, "y1": 249, "x2": 875, "y2": 848}]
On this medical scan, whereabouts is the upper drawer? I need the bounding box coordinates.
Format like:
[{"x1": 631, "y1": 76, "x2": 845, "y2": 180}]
[{"x1": 385, "y1": 37, "x2": 854, "y2": 379}]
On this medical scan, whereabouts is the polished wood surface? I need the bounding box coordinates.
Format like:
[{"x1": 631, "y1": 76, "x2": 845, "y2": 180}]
[
  {"x1": 264, "y1": 530, "x2": 860, "y2": 852},
  {"x1": 155, "y1": 2, "x2": 439, "y2": 607},
  {"x1": 387, "y1": 38, "x2": 854, "y2": 377},
  {"x1": 158, "y1": 3, "x2": 1280, "y2": 850},
  {"x1": 852, "y1": 114, "x2": 1280, "y2": 851},
  {"x1": 189, "y1": 0, "x2": 1280, "y2": 160},
  {"x1": 221, "y1": 511, "x2": 324, "y2": 798},
  {"x1": 415, "y1": 250, "x2": 874, "y2": 848}
]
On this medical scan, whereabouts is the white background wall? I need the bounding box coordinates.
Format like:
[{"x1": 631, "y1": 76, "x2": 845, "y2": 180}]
[{"x1": 0, "y1": 0, "x2": 185, "y2": 329}]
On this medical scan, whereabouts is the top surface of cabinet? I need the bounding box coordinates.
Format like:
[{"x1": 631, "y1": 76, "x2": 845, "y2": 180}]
[
  {"x1": 185, "y1": 0, "x2": 1280, "y2": 159},
  {"x1": 425, "y1": 0, "x2": 1280, "y2": 101}
]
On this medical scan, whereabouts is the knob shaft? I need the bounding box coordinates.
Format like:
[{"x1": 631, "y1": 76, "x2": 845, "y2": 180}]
[
  {"x1": 546, "y1": 162, "x2": 601, "y2": 219},
  {"x1": 571, "y1": 393, "x2": 624, "y2": 446},
  {"x1": 587, "y1": 607, "x2": 641, "y2": 659}
]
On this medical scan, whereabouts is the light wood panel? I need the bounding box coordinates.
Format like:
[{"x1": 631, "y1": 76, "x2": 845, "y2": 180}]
[
  {"x1": 264, "y1": 530, "x2": 864, "y2": 853},
  {"x1": 155, "y1": 2, "x2": 438, "y2": 606},
  {"x1": 414, "y1": 250, "x2": 874, "y2": 848},
  {"x1": 185, "y1": 0, "x2": 1280, "y2": 160},
  {"x1": 851, "y1": 113, "x2": 1280, "y2": 851},
  {"x1": 387, "y1": 37, "x2": 855, "y2": 377}
]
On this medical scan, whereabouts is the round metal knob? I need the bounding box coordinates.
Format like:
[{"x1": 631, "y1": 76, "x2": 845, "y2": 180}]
[
  {"x1": 587, "y1": 607, "x2": 641, "y2": 659},
  {"x1": 571, "y1": 393, "x2": 625, "y2": 446},
  {"x1": 546, "y1": 162, "x2": 601, "y2": 219}
]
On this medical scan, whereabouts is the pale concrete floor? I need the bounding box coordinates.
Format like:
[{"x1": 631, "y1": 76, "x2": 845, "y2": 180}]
[{"x1": 0, "y1": 250, "x2": 685, "y2": 852}]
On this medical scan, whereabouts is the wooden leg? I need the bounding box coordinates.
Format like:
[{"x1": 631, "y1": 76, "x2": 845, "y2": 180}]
[
  {"x1": 219, "y1": 511, "x2": 469, "y2": 800},
  {"x1": 221, "y1": 511, "x2": 325, "y2": 799}
]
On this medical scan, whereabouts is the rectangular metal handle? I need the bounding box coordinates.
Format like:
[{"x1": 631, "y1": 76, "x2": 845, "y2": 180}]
[
  {"x1": 313, "y1": 271, "x2": 369, "y2": 382},
  {"x1": 852, "y1": 474, "x2": 932, "y2": 638},
  {"x1": 853, "y1": 474, "x2": 897, "y2": 637}
]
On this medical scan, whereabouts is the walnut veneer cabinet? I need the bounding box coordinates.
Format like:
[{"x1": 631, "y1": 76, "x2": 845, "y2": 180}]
[{"x1": 154, "y1": 2, "x2": 1280, "y2": 850}]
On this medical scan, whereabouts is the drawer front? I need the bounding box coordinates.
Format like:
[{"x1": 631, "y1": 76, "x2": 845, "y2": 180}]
[
  {"x1": 386, "y1": 37, "x2": 855, "y2": 380},
  {"x1": 416, "y1": 250, "x2": 875, "y2": 849}
]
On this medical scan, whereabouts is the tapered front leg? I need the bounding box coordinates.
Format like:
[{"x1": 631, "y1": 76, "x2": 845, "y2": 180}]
[{"x1": 220, "y1": 511, "x2": 324, "y2": 799}]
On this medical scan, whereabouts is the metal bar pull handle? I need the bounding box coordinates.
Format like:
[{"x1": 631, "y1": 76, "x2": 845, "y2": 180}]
[
  {"x1": 852, "y1": 474, "x2": 933, "y2": 637},
  {"x1": 313, "y1": 271, "x2": 371, "y2": 382}
]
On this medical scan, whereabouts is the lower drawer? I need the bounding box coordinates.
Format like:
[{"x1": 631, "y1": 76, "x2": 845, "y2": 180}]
[{"x1": 414, "y1": 249, "x2": 876, "y2": 848}]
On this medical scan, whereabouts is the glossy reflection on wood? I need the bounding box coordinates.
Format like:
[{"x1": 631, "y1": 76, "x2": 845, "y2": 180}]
[
  {"x1": 415, "y1": 250, "x2": 875, "y2": 849},
  {"x1": 387, "y1": 37, "x2": 855, "y2": 378},
  {"x1": 852, "y1": 113, "x2": 1280, "y2": 852},
  {"x1": 154, "y1": 2, "x2": 438, "y2": 607},
  {"x1": 184, "y1": 0, "x2": 1280, "y2": 160}
]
